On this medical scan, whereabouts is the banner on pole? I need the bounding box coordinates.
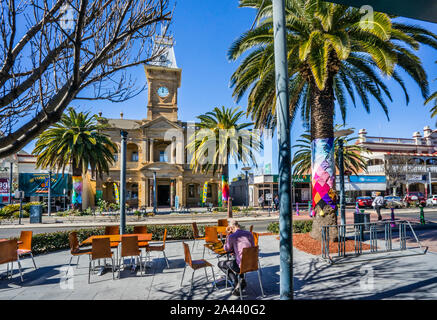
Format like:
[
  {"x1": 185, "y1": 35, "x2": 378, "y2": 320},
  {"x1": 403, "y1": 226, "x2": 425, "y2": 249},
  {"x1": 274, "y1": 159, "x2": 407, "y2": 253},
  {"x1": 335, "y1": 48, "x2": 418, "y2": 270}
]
[{"x1": 202, "y1": 182, "x2": 208, "y2": 203}]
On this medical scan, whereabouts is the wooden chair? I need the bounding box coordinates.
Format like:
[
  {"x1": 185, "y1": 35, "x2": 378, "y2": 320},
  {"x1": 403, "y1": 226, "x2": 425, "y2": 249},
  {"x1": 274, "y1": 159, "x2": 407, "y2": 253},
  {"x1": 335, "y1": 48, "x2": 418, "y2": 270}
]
[
  {"x1": 146, "y1": 229, "x2": 169, "y2": 268},
  {"x1": 202, "y1": 226, "x2": 221, "y2": 258},
  {"x1": 180, "y1": 242, "x2": 216, "y2": 294},
  {"x1": 0, "y1": 240, "x2": 23, "y2": 282},
  {"x1": 251, "y1": 232, "x2": 262, "y2": 272},
  {"x1": 105, "y1": 226, "x2": 120, "y2": 235},
  {"x1": 191, "y1": 222, "x2": 205, "y2": 251},
  {"x1": 118, "y1": 235, "x2": 143, "y2": 278},
  {"x1": 17, "y1": 231, "x2": 37, "y2": 269},
  {"x1": 135, "y1": 226, "x2": 149, "y2": 255},
  {"x1": 67, "y1": 232, "x2": 91, "y2": 273},
  {"x1": 133, "y1": 226, "x2": 148, "y2": 234},
  {"x1": 237, "y1": 246, "x2": 264, "y2": 300},
  {"x1": 217, "y1": 219, "x2": 228, "y2": 227},
  {"x1": 88, "y1": 237, "x2": 115, "y2": 284}
]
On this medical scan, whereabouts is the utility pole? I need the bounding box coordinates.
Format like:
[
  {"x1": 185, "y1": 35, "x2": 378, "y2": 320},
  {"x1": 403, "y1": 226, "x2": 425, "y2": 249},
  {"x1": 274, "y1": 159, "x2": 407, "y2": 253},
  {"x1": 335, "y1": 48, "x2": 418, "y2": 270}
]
[
  {"x1": 272, "y1": 0, "x2": 292, "y2": 300},
  {"x1": 120, "y1": 130, "x2": 128, "y2": 234}
]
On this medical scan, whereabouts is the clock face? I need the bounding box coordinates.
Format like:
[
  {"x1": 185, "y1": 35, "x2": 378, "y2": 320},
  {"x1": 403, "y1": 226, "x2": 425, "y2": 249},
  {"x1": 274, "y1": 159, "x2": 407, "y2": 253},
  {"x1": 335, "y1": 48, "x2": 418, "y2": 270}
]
[{"x1": 157, "y1": 86, "x2": 169, "y2": 98}]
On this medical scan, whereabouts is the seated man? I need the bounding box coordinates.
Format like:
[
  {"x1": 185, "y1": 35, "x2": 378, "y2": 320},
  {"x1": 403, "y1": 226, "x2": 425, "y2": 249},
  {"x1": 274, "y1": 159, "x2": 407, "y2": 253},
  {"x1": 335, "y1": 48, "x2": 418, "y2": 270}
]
[{"x1": 218, "y1": 219, "x2": 255, "y2": 296}]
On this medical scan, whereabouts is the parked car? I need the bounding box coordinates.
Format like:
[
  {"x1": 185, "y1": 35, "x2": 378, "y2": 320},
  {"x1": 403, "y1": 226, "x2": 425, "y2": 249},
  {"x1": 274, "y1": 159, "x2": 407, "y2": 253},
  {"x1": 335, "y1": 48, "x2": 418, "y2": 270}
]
[
  {"x1": 403, "y1": 192, "x2": 426, "y2": 206},
  {"x1": 356, "y1": 196, "x2": 373, "y2": 208},
  {"x1": 384, "y1": 196, "x2": 403, "y2": 208},
  {"x1": 426, "y1": 194, "x2": 437, "y2": 206}
]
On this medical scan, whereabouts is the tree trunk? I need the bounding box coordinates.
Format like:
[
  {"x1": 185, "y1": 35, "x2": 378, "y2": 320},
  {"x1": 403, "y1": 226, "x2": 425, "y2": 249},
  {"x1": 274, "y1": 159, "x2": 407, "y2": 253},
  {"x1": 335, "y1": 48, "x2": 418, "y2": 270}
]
[{"x1": 309, "y1": 75, "x2": 338, "y2": 241}]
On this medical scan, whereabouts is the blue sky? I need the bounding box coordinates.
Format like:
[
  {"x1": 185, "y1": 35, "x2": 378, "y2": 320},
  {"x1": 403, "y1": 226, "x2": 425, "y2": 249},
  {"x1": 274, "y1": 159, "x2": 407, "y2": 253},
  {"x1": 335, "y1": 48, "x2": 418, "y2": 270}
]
[{"x1": 22, "y1": 1, "x2": 437, "y2": 179}]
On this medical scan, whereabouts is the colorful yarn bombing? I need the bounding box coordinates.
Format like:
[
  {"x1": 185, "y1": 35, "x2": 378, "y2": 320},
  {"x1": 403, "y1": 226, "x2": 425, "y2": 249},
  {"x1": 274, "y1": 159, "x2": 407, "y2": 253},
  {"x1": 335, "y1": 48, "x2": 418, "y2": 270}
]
[
  {"x1": 221, "y1": 175, "x2": 229, "y2": 202},
  {"x1": 296, "y1": 203, "x2": 299, "y2": 216},
  {"x1": 311, "y1": 138, "x2": 336, "y2": 217},
  {"x1": 72, "y1": 176, "x2": 82, "y2": 205}
]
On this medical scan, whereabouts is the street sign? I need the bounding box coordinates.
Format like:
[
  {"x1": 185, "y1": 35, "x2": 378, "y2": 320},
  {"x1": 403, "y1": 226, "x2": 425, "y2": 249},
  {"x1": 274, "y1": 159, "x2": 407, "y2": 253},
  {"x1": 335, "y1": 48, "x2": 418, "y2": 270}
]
[{"x1": 325, "y1": 0, "x2": 437, "y2": 23}]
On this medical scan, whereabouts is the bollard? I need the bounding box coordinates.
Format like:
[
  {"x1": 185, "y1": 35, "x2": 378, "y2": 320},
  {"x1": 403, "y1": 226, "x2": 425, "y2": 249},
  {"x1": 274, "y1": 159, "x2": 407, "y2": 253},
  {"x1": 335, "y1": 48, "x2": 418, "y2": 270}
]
[
  {"x1": 355, "y1": 202, "x2": 360, "y2": 214},
  {"x1": 390, "y1": 207, "x2": 396, "y2": 228},
  {"x1": 420, "y1": 205, "x2": 425, "y2": 225},
  {"x1": 296, "y1": 203, "x2": 299, "y2": 216},
  {"x1": 308, "y1": 201, "x2": 312, "y2": 217}
]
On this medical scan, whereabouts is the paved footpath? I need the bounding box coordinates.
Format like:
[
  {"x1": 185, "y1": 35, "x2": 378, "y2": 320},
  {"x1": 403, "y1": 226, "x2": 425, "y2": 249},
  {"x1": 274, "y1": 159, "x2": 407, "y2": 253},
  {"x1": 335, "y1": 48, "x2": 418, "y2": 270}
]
[{"x1": 2, "y1": 232, "x2": 437, "y2": 300}]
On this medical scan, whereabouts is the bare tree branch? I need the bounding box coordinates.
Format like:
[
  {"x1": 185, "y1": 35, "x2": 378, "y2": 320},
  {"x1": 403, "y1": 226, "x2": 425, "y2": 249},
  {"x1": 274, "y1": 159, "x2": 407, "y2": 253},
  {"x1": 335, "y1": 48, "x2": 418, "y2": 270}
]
[{"x1": 0, "y1": 0, "x2": 172, "y2": 157}]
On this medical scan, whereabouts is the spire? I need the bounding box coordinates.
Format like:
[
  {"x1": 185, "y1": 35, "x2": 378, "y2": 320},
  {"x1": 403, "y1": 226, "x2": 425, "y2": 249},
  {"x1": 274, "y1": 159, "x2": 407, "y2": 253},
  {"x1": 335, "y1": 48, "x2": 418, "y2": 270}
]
[{"x1": 149, "y1": 32, "x2": 177, "y2": 69}]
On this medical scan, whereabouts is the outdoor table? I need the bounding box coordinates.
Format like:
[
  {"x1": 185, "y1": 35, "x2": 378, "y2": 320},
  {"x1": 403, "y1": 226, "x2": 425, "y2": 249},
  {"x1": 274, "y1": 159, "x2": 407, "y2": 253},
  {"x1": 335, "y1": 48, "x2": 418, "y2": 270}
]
[
  {"x1": 80, "y1": 234, "x2": 153, "y2": 275},
  {"x1": 204, "y1": 241, "x2": 234, "y2": 287},
  {"x1": 80, "y1": 233, "x2": 152, "y2": 246}
]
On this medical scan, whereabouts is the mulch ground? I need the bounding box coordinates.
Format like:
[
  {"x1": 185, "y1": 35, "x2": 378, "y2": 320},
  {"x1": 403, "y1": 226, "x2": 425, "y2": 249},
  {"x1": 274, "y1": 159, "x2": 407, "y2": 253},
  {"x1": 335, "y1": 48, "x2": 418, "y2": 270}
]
[{"x1": 276, "y1": 233, "x2": 372, "y2": 255}]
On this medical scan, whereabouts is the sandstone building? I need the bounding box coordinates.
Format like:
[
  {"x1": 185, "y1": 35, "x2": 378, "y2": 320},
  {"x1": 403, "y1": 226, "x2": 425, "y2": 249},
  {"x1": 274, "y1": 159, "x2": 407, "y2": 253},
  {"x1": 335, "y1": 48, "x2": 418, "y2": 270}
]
[{"x1": 93, "y1": 37, "x2": 222, "y2": 209}]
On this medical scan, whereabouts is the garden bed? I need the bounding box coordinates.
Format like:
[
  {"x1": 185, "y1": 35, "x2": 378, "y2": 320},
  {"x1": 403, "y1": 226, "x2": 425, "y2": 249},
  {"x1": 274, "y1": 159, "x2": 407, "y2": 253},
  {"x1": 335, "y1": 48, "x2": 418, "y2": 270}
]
[{"x1": 292, "y1": 233, "x2": 372, "y2": 255}]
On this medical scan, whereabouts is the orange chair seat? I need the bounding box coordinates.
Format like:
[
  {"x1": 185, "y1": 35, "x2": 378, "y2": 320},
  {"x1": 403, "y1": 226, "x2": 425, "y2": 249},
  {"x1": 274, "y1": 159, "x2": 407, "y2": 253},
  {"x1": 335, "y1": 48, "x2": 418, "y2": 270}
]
[
  {"x1": 146, "y1": 245, "x2": 164, "y2": 252},
  {"x1": 71, "y1": 249, "x2": 92, "y2": 256},
  {"x1": 191, "y1": 259, "x2": 212, "y2": 270},
  {"x1": 194, "y1": 236, "x2": 205, "y2": 240},
  {"x1": 17, "y1": 249, "x2": 32, "y2": 255},
  {"x1": 138, "y1": 242, "x2": 149, "y2": 248}
]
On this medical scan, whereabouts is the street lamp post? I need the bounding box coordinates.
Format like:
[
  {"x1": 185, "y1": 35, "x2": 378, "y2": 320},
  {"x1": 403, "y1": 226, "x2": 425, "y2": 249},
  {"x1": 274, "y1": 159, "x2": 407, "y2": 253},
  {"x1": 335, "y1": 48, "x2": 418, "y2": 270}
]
[
  {"x1": 272, "y1": 0, "x2": 292, "y2": 300},
  {"x1": 120, "y1": 130, "x2": 128, "y2": 234},
  {"x1": 149, "y1": 167, "x2": 161, "y2": 215},
  {"x1": 334, "y1": 129, "x2": 354, "y2": 227},
  {"x1": 242, "y1": 167, "x2": 252, "y2": 209},
  {"x1": 8, "y1": 162, "x2": 12, "y2": 204},
  {"x1": 47, "y1": 170, "x2": 52, "y2": 216},
  {"x1": 63, "y1": 188, "x2": 66, "y2": 211},
  {"x1": 428, "y1": 168, "x2": 432, "y2": 197}
]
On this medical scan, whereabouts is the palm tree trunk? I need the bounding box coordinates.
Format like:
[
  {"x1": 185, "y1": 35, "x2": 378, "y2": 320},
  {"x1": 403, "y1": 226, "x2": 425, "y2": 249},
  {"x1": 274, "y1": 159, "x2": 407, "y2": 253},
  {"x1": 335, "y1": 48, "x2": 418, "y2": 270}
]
[{"x1": 309, "y1": 76, "x2": 338, "y2": 241}]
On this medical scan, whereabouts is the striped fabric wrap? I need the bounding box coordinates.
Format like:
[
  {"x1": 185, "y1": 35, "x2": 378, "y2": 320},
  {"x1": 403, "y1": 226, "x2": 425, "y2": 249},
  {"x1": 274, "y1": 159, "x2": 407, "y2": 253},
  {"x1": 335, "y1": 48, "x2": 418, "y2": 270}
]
[
  {"x1": 222, "y1": 175, "x2": 229, "y2": 202},
  {"x1": 311, "y1": 138, "x2": 337, "y2": 217}
]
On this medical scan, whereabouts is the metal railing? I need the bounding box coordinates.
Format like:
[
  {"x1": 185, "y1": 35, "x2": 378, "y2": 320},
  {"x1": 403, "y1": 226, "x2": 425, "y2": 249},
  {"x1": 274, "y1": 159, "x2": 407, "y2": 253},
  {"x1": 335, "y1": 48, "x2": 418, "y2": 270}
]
[{"x1": 321, "y1": 220, "x2": 427, "y2": 264}]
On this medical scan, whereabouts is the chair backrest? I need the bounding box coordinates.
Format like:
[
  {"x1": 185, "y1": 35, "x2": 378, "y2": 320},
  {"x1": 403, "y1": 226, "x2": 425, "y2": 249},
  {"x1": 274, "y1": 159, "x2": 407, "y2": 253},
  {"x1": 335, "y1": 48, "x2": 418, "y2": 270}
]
[
  {"x1": 239, "y1": 246, "x2": 259, "y2": 275},
  {"x1": 133, "y1": 226, "x2": 147, "y2": 234},
  {"x1": 91, "y1": 237, "x2": 112, "y2": 260},
  {"x1": 69, "y1": 232, "x2": 80, "y2": 253},
  {"x1": 121, "y1": 235, "x2": 139, "y2": 257},
  {"x1": 19, "y1": 231, "x2": 32, "y2": 251},
  {"x1": 217, "y1": 219, "x2": 228, "y2": 227},
  {"x1": 249, "y1": 225, "x2": 254, "y2": 233},
  {"x1": 105, "y1": 226, "x2": 119, "y2": 235},
  {"x1": 252, "y1": 232, "x2": 259, "y2": 247},
  {"x1": 204, "y1": 226, "x2": 218, "y2": 243},
  {"x1": 0, "y1": 240, "x2": 18, "y2": 264},
  {"x1": 182, "y1": 242, "x2": 192, "y2": 266},
  {"x1": 192, "y1": 222, "x2": 200, "y2": 238}
]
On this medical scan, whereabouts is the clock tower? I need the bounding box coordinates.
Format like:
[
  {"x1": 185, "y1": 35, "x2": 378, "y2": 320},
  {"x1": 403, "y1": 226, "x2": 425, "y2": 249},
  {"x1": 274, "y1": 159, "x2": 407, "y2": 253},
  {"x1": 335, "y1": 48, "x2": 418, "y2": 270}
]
[{"x1": 144, "y1": 36, "x2": 181, "y2": 122}]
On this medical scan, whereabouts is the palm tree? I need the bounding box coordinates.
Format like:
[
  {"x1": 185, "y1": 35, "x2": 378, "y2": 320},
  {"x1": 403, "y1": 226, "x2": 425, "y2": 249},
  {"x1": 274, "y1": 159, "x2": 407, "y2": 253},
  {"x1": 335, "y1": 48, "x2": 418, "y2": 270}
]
[
  {"x1": 425, "y1": 63, "x2": 437, "y2": 120},
  {"x1": 229, "y1": 0, "x2": 437, "y2": 239},
  {"x1": 33, "y1": 107, "x2": 117, "y2": 209},
  {"x1": 292, "y1": 126, "x2": 369, "y2": 176},
  {"x1": 186, "y1": 106, "x2": 261, "y2": 216}
]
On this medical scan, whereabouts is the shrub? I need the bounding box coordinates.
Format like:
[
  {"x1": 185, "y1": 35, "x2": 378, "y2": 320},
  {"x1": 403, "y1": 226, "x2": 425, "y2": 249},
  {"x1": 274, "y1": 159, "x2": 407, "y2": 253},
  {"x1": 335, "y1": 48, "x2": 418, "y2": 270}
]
[
  {"x1": 267, "y1": 220, "x2": 313, "y2": 234},
  {"x1": 14, "y1": 224, "x2": 209, "y2": 255}
]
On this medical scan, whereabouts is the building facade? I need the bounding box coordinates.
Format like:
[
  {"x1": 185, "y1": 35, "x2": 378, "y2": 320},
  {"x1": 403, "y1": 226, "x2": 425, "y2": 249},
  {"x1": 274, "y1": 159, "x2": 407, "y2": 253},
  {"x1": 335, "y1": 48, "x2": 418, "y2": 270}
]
[
  {"x1": 93, "y1": 37, "x2": 222, "y2": 209},
  {"x1": 355, "y1": 126, "x2": 437, "y2": 197}
]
